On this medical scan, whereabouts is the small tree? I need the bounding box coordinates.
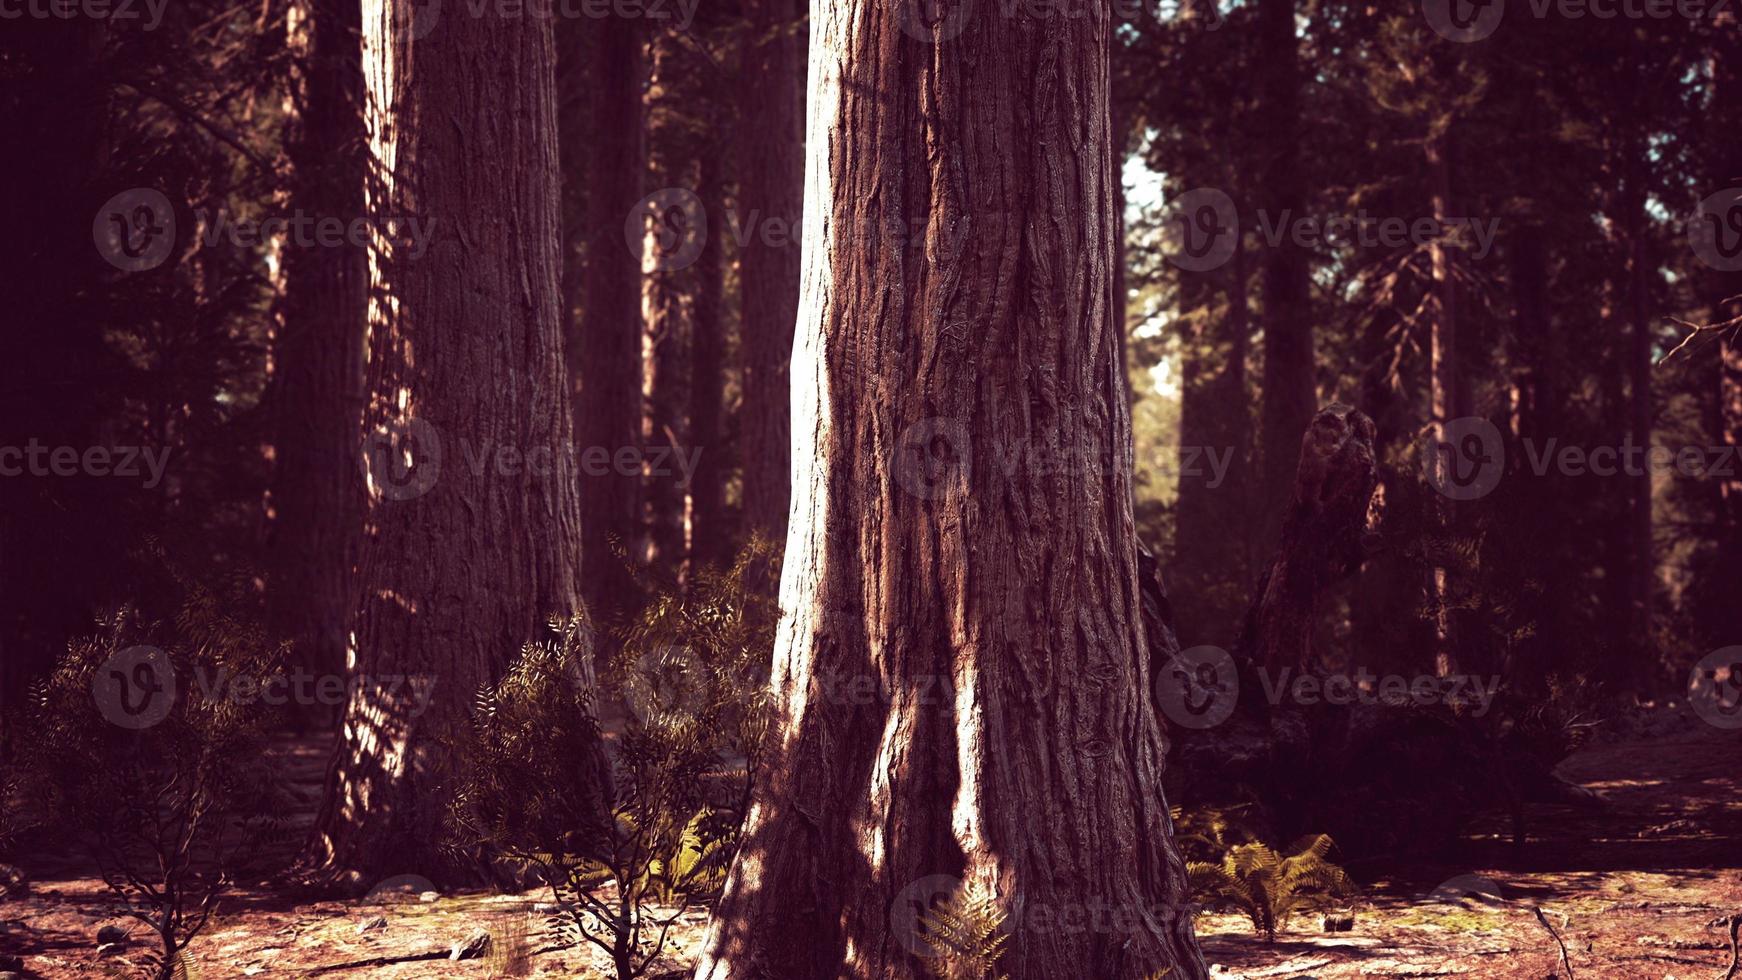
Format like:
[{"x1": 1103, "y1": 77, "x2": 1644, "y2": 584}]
[
  {"x1": 19, "y1": 595, "x2": 290, "y2": 980},
  {"x1": 449, "y1": 542, "x2": 775, "y2": 979}
]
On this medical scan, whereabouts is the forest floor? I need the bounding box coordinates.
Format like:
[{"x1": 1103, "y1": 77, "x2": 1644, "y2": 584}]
[{"x1": 4, "y1": 716, "x2": 1739, "y2": 979}]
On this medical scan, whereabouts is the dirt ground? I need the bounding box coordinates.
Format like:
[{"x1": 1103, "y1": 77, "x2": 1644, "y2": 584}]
[{"x1": 4, "y1": 722, "x2": 1739, "y2": 979}]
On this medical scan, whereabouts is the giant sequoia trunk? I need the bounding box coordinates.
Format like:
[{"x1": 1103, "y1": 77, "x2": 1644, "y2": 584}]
[
  {"x1": 693, "y1": 7, "x2": 1207, "y2": 978},
  {"x1": 736, "y1": 0, "x2": 805, "y2": 555},
  {"x1": 267, "y1": 0, "x2": 366, "y2": 686},
  {"x1": 305, "y1": 0, "x2": 598, "y2": 883}
]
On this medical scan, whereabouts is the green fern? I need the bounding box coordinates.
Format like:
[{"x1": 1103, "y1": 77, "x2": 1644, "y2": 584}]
[{"x1": 1186, "y1": 834, "x2": 1356, "y2": 942}]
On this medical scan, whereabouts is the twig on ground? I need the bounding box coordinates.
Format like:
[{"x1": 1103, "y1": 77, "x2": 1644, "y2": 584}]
[{"x1": 1533, "y1": 905, "x2": 1574, "y2": 980}]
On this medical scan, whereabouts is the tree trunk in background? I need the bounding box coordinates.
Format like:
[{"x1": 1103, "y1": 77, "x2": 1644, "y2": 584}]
[
  {"x1": 1257, "y1": 0, "x2": 1315, "y2": 557},
  {"x1": 687, "y1": 143, "x2": 727, "y2": 573},
  {"x1": 640, "y1": 30, "x2": 687, "y2": 578},
  {"x1": 1425, "y1": 129, "x2": 1460, "y2": 677},
  {"x1": 267, "y1": 0, "x2": 366, "y2": 687},
  {"x1": 306, "y1": 1, "x2": 601, "y2": 884},
  {"x1": 1623, "y1": 159, "x2": 1654, "y2": 666},
  {"x1": 1505, "y1": 222, "x2": 1573, "y2": 687},
  {"x1": 693, "y1": 6, "x2": 1207, "y2": 978},
  {"x1": 736, "y1": 0, "x2": 804, "y2": 562},
  {"x1": 1173, "y1": 249, "x2": 1252, "y2": 649},
  {"x1": 578, "y1": 16, "x2": 646, "y2": 631}
]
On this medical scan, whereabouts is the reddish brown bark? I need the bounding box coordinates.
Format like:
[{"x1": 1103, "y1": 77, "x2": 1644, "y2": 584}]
[
  {"x1": 693, "y1": 6, "x2": 1207, "y2": 978},
  {"x1": 305, "y1": 0, "x2": 599, "y2": 884}
]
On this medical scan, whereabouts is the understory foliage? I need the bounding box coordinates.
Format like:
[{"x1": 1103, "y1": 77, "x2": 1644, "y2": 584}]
[
  {"x1": 920, "y1": 881, "x2": 1010, "y2": 980},
  {"x1": 1175, "y1": 802, "x2": 1355, "y2": 942},
  {"x1": 448, "y1": 540, "x2": 776, "y2": 980},
  {"x1": 16, "y1": 579, "x2": 291, "y2": 980}
]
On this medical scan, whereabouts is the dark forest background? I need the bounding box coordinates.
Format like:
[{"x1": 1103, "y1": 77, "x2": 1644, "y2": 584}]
[{"x1": 2, "y1": 0, "x2": 1737, "y2": 717}]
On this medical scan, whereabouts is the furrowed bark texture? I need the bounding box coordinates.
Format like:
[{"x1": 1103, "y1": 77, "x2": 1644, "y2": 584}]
[
  {"x1": 693, "y1": 5, "x2": 1208, "y2": 979},
  {"x1": 306, "y1": 2, "x2": 598, "y2": 884}
]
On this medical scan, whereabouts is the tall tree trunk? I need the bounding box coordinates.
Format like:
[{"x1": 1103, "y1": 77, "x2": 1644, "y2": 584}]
[
  {"x1": 1425, "y1": 128, "x2": 1461, "y2": 678},
  {"x1": 267, "y1": 0, "x2": 367, "y2": 688},
  {"x1": 578, "y1": 16, "x2": 646, "y2": 631},
  {"x1": 1257, "y1": 0, "x2": 1315, "y2": 556},
  {"x1": 305, "y1": 0, "x2": 600, "y2": 884},
  {"x1": 640, "y1": 31, "x2": 687, "y2": 578},
  {"x1": 687, "y1": 143, "x2": 728, "y2": 572},
  {"x1": 736, "y1": 0, "x2": 805, "y2": 560},
  {"x1": 1623, "y1": 161, "x2": 1654, "y2": 663},
  {"x1": 693, "y1": 6, "x2": 1207, "y2": 978}
]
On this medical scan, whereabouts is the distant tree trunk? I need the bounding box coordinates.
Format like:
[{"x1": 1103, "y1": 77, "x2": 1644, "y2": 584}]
[
  {"x1": 578, "y1": 15, "x2": 646, "y2": 630},
  {"x1": 1241, "y1": 406, "x2": 1378, "y2": 671},
  {"x1": 305, "y1": 0, "x2": 601, "y2": 884},
  {"x1": 687, "y1": 143, "x2": 727, "y2": 572},
  {"x1": 1505, "y1": 222, "x2": 1573, "y2": 687},
  {"x1": 640, "y1": 31, "x2": 687, "y2": 578},
  {"x1": 1257, "y1": 0, "x2": 1315, "y2": 556},
  {"x1": 693, "y1": 6, "x2": 1207, "y2": 978},
  {"x1": 267, "y1": 0, "x2": 366, "y2": 688},
  {"x1": 1622, "y1": 158, "x2": 1654, "y2": 661},
  {"x1": 1425, "y1": 128, "x2": 1461, "y2": 677},
  {"x1": 1173, "y1": 247, "x2": 1252, "y2": 648},
  {"x1": 736, "y1": 0, "x2": 804, "y2": 560}
]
